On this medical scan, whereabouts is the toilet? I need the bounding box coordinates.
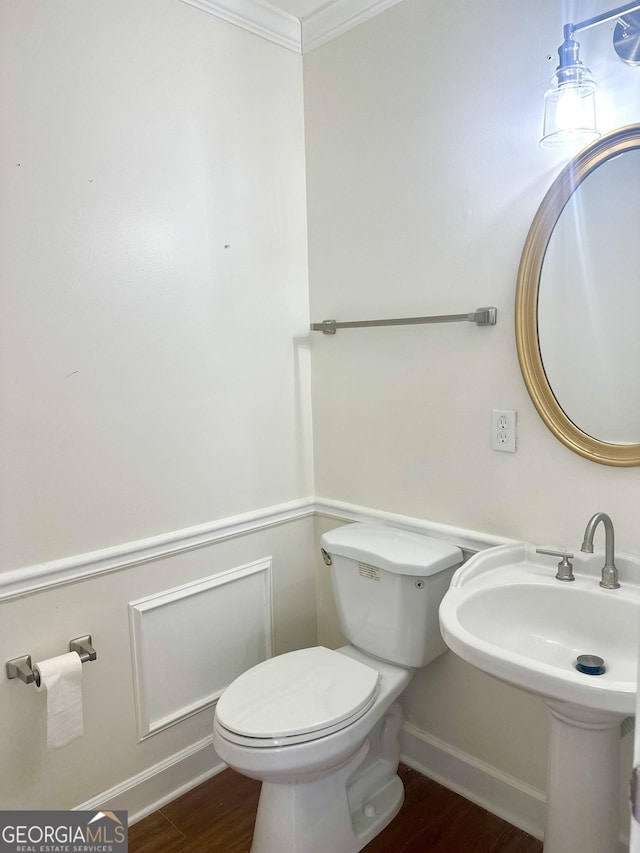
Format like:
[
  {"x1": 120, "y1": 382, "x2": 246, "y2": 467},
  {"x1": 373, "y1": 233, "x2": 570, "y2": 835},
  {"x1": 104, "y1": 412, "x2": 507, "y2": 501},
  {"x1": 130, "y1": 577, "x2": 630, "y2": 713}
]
[{"x1": 213, "y1": 522, "x2": 462, "y2": 853}]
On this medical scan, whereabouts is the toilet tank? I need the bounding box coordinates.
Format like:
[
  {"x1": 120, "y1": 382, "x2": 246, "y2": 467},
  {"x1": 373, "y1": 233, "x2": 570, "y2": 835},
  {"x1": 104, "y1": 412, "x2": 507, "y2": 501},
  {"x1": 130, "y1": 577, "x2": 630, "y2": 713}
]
[{"x1": 321, "y1": 523, "x2": 463, "y2": 669}]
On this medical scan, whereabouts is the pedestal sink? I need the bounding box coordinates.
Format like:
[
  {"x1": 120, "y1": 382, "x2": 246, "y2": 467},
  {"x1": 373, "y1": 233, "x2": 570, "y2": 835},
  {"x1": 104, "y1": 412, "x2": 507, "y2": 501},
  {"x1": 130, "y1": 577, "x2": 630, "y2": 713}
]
[{"x1": 439, "y1": 542, "x2": 640, "y2": 853}]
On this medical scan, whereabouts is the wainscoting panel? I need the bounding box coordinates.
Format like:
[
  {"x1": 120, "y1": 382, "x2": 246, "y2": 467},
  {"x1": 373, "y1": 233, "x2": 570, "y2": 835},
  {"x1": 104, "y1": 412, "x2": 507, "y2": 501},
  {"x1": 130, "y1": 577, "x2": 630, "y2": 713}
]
[{"x1": 129, "y1": 558, "x2": 273, "y2": 739}]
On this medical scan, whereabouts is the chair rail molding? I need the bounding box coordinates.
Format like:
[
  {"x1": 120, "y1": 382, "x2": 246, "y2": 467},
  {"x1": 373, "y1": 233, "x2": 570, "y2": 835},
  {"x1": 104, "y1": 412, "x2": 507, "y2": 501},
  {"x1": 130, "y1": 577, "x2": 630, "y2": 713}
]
[
  {"x1": 313, "y1": 497, "x2": 518, "y2": 554},
  {"x1": 0, "y1": 498, "x2": 315, "y2": 602},
  {"x1": 0, "y1": 497, "x2": 515, "y2": 601}
]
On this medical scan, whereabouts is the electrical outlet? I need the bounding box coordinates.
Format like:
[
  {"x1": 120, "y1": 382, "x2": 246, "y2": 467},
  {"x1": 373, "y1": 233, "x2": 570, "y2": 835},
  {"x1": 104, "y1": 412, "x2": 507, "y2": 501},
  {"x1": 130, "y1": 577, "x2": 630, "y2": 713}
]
[{"x1": 491, "y1": 409, "x2": 516, "y2": 453}]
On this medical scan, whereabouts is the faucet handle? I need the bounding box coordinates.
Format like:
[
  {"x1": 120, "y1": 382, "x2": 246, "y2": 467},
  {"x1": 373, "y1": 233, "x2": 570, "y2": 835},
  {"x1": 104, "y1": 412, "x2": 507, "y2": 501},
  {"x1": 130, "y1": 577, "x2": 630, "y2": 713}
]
[{"x1": 536, "y1": 548, "x2": 575, "y2": 582}]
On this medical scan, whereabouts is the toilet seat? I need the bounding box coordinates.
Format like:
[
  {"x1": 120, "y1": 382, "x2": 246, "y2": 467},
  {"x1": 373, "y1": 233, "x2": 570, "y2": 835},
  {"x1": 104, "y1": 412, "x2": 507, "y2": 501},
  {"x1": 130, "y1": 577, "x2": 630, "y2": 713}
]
[{"x1": 215, "y1": 647, "x2": 380, "y2": 747}]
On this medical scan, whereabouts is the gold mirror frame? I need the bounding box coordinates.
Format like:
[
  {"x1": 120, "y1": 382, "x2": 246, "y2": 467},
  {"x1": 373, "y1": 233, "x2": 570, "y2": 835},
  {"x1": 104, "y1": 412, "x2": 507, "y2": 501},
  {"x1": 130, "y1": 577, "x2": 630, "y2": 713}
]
[{"x1": 516, "y1": 123, "x2": 640, "y2": 467}]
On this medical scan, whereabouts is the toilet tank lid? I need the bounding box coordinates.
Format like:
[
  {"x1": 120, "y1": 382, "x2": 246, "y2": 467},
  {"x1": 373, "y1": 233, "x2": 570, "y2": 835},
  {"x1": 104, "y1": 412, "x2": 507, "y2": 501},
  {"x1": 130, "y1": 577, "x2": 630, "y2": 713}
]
[{"x1": 321, "y1": 523, "x2": 462, "y2": 577}]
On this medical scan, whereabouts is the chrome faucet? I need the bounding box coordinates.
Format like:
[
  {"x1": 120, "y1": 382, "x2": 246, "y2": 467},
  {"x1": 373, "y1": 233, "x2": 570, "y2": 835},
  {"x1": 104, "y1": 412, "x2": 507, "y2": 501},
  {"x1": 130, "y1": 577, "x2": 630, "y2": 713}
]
[{"x1": 580, "y1": 512, "x2": 620, "y2": 589}]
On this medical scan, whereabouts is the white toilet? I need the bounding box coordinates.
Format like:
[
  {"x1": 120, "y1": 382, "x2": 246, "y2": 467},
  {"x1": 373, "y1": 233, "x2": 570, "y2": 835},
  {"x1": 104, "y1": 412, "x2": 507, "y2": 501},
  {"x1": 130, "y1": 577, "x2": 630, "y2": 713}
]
[{"x1": 213, "y1": 522, "x2": 462, "y2": 853}]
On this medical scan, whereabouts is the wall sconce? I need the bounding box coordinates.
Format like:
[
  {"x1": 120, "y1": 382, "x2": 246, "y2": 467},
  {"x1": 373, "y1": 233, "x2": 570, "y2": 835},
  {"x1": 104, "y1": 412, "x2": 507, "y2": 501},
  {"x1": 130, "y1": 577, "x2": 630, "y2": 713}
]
[{"x1": 541, "y1": 1, "x2": 640, "y2": 147}]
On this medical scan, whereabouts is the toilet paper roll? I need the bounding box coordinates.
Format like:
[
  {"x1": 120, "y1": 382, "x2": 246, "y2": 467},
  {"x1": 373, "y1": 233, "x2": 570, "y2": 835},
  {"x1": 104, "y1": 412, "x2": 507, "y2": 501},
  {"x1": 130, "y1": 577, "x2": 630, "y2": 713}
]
[{"x1": 35, "y1": 652, "x2": 84, "y2": 749}]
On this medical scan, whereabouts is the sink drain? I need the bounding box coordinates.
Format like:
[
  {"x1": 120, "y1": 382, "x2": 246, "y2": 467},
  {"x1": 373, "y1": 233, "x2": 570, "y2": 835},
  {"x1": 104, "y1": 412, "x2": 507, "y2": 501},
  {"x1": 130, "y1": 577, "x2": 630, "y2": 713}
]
[{"x1": 575, "y1": 654, "x2": 606, "y2": 676}]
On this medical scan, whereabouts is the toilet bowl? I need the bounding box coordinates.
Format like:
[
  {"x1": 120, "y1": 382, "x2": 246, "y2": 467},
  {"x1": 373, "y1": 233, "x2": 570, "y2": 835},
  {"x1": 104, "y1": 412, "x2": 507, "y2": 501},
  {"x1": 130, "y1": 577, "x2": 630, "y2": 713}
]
[
  {"x1": 213, "y1": 645, "x2": 412, "y2": 852},
  {"x1": 213, "y1": 523, "x2": 462, "y2": 853}
]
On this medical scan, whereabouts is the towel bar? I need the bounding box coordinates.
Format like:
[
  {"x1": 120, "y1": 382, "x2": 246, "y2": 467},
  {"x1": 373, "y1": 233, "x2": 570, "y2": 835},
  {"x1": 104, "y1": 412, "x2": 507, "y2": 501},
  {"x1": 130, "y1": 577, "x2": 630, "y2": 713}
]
[
  {"x1": 6, "y1": 636, "x2": 97, "y2": 687},
  {"x1": 310, "y1": 306, "x2": 497, "y2": 335}
]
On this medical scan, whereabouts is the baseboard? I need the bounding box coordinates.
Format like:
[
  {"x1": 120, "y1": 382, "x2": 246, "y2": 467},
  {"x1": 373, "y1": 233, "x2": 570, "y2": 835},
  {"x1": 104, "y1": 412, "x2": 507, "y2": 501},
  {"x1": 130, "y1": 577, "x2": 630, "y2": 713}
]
[
  {"x1": 400, "y1": 721, "x2": 546, "y2": 841},
  {"x1": 73, "y1": 716, "x2": 630, "y2": 850},
  {"x1": 80, "y1": 723, "x2": 543, "y2": 833},
  {"x1": 74, "y1": 736, "x2": 226, "y2": 825},
  {"x1": 401, "y1": 722, "x2": 631, "y2": 851}
]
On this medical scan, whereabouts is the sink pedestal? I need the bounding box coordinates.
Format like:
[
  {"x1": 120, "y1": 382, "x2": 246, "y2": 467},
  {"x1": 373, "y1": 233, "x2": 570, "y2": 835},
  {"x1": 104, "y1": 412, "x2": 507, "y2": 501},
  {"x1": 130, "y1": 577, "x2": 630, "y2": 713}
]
[{"x1": 544, "y1": 700, "x2": 623, "y2": 853}]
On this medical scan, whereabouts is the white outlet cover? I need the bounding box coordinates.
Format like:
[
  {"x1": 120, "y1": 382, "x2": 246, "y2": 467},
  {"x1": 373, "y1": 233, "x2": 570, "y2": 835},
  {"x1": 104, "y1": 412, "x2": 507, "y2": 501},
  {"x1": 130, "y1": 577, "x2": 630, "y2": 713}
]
[{"x1": 491, "y1": 409, "x2": 516, "y2": 453}]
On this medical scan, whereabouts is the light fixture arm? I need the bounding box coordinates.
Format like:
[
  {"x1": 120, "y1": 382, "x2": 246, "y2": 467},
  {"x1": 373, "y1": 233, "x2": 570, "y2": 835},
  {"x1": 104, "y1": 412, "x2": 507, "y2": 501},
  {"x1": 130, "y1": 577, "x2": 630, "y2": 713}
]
[{"x1": 566, "y1": 0, "x2": 640, "y2": 37}]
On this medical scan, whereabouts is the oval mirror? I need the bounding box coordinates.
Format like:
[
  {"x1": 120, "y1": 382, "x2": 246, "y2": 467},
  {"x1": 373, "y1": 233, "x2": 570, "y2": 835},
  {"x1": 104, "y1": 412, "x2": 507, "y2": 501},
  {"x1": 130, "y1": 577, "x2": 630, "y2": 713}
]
[{"x1": 516, "y1": 123, "x2": 640, "y2": 466}]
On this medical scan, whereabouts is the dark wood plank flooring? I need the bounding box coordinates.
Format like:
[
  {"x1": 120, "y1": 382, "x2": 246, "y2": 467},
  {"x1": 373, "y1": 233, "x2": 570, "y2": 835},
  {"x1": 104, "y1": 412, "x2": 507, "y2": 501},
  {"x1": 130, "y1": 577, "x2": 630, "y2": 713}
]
[{"x1": 128, "y1": 764, "x2": 543, "y2": 852}]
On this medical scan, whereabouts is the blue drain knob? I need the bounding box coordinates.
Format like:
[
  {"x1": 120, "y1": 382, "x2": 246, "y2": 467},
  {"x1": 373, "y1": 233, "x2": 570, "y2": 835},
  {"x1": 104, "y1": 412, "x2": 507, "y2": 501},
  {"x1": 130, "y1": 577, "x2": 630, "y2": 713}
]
[{"x1": 576, "y1": 654, "x2": 606, "y2": 676}]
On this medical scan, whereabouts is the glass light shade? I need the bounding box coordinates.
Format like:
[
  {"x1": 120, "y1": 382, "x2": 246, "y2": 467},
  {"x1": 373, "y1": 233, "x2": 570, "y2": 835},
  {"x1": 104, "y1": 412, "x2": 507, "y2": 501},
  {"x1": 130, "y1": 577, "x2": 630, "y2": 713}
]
[{"x1": 540, "y1": 65, "x2": 600, "y2": 148}]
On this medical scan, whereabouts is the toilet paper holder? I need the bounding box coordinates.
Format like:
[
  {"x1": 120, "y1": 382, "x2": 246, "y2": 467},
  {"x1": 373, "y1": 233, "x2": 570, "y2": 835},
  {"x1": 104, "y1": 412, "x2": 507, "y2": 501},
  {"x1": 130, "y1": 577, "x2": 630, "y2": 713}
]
[{"x1": 5, "y1": 636, "x2": 97, "y2": 686}]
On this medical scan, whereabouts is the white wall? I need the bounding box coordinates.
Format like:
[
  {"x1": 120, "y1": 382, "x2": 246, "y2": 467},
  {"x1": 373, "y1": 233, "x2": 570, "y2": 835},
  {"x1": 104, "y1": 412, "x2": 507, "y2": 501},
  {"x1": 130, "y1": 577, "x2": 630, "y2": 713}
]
[
  {"x1": 305, "y1": 0, "x2": 640, "y2": 548},
  {"x1": 304, "y1": 0, "x2": 640, "y2": 837},
  {"x1": 0, "y1": 0, "x2": 314, "y2": 811},
  {"x1": 2, "y1": 0, "x2": 639, "y2": 833},
  {"x1": 0, "y1": 0, "x2": 312, "y2": 570}
]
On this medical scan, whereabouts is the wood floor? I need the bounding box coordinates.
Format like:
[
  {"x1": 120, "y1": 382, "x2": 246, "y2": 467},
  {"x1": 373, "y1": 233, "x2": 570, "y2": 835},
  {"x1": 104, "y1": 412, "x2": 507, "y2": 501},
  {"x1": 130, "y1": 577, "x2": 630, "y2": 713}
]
[{"x1": 128, "y1": 764, "x2": 543, "y2": 852}]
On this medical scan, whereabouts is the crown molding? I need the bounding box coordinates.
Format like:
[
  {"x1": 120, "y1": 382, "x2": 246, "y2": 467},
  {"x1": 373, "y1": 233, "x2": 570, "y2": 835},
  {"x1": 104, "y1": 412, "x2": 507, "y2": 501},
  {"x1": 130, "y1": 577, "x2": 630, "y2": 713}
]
[
  {"x1": 178, "y1": 0, "x2": 404, "y2": 54},
  {"x1": 302, "y1": 0, "x2": 404, "y2": 52},
  {"x1": 178, "y1": 0, "x2": 302, "y2": 53}
]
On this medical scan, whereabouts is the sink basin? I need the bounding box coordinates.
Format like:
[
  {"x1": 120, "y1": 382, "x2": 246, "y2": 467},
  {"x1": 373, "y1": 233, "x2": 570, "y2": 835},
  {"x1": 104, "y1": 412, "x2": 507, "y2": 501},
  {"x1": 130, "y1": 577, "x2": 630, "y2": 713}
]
[{"x1": 439, "y1": 542, "x2": 640, "y2": 715}]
